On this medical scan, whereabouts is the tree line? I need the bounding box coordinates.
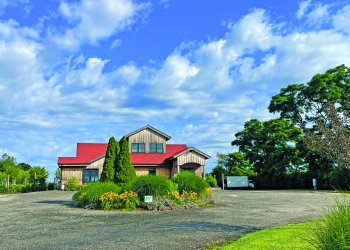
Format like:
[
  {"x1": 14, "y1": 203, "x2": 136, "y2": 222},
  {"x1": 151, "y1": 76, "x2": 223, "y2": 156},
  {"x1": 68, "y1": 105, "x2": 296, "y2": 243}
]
[
  {"x1": 0, "y1": 153, "x2": 49, "y2": 193},
  {"x1": 212, "y1": 65, "x2": 350, "y2": 189}
]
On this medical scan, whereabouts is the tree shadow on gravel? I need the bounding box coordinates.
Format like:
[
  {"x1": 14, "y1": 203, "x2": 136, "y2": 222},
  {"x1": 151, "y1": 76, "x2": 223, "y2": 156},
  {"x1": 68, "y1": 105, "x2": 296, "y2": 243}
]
[
  {"x1": 35, "y1": 200, "x2": 77, "y2": 208},
  {"x1": 159, "y1": 221, "x2": 258, "y2": 233}
]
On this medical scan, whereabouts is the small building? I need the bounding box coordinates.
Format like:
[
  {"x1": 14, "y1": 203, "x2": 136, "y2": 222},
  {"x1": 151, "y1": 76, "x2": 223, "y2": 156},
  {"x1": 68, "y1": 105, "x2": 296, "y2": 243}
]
[{"x1": 57, "y1": 125, "x2": 210, "y2": 184}]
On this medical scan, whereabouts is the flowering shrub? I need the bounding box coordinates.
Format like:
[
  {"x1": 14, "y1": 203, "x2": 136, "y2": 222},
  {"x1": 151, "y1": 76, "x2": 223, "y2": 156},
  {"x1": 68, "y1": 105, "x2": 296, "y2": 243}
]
[
  {"x1": 99, "y1": 191, "x2": 140, "y2": 210},
  {"x1": 182, "y1": 190, "x2": 198, "y2": 202},
  {"x1": 167, "y1": 190, "x2": 180, "y2": 200},
  {"x1": 72, "y1": 182, "x2": 123, "y2": 208}
]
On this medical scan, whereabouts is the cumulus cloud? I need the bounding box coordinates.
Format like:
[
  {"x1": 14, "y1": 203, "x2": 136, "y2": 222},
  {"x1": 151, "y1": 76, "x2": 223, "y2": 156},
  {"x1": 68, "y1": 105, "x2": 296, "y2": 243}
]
[
  {"x1": 51, "y1": 0, "x2": 151, "y2": 50},
  {"x1": 1, "y1": 2, "x2": 350, "y2": 177}
]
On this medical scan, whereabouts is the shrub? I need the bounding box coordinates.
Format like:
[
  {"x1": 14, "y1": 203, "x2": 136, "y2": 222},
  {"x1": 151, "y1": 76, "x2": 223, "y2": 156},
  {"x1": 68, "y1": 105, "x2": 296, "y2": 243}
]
[
  {"x1": 47, "y1": 182, "x2": 55, "y2": 190},
  {"x1": 100, "y1": 191, "x2": 140, "y2": 210},
  {"x1": 65, "y1": 177, "x2": 81, "y2": 191},
  {"x1": 72, "y1": 182, "x2": 123, "y2": 208},
  {"x1": 182, "y1": 190, "x2": 198, "y2": 202},
  {"x1": 206, "y1": 174, "x2": 217, "y2": 187},
  {"x1": 173, "y1": 171, "x2": 209, "y2": 195},
  {"x1": 131, "y1": 175, "x2": 175, "y2": 198},
  {"x1": 310, "y1": 197, "x2": 350, "y2": 249}
]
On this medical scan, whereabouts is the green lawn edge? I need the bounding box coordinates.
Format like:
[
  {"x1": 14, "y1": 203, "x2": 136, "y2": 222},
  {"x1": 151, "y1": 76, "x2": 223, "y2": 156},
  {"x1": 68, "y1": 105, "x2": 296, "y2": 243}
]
[{"x1": 210, "y1": 221, "x2": 317, "y2": 250}]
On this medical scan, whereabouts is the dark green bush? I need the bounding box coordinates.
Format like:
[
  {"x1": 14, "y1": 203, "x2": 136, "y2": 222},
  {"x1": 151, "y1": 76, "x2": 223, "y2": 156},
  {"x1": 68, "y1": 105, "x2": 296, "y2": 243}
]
[
  {"x1": 65, "y1": 177, "x2": 81, "y2": 191},
  {"x1": 173, "y1": 171, "x2": 209, "y2": 195},
  {"x1": 47, "y1": 182, "x2": 55, "y2": 190},
  {"x1": 131, "y1": 175, "x2": 175, "y2": 198},
  {"x1": 72, "y1": 182, "x2": 123, "y2": 208}
]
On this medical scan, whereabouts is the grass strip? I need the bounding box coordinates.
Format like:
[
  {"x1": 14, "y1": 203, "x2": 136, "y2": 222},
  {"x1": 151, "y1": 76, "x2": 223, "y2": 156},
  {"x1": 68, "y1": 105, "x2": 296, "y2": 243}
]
[{"x1": 217, "y1": 221, "x2": 317, "y2": 250}]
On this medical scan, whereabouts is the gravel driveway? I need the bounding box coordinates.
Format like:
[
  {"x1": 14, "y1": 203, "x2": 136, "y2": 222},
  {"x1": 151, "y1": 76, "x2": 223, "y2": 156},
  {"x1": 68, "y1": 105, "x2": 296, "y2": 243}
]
[{"x1": 0, "y1": 190, "x2": 336, "y2": 249}]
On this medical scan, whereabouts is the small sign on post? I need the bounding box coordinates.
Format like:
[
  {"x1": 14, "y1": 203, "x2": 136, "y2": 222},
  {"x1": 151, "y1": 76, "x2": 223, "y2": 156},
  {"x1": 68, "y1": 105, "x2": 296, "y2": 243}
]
[
  {"x1": 144, "y1": 195, "x2": 153, "y2": 203},
  {"x1": 312, "y1": 178, "x2": 317, "y2": 190}
]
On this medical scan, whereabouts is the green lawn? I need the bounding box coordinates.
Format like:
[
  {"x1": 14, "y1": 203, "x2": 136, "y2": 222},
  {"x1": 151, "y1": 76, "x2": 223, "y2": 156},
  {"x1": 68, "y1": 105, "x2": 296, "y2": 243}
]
[{"x1": 217, "y1": 221, "x2": 317, "y2": 250}]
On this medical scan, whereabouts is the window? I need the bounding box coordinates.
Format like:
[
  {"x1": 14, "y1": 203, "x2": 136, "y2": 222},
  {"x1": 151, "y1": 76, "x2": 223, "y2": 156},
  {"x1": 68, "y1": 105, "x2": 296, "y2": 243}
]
[
  {"x1": 83, "y1": 169, "x2": 99, "y2": 183},
  {"x1": 149, "y1": 167, "x2": 156, "y2": 175},
  {"x1": 150, "y1": 143, "x2": 163, "y2": 153},
  {"x1": 131, "y1": 143, "x2": 145, "y2": 153}
]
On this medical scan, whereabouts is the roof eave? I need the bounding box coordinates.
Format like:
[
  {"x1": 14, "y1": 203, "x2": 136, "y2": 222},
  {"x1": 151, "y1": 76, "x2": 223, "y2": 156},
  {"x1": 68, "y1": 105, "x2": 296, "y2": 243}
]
[
  {"x1": 171, "y1": 147, "x2": 211, "y2": 160},
  {"x1": 124, "y1": 125, "x2": 171, "y2": 141}
]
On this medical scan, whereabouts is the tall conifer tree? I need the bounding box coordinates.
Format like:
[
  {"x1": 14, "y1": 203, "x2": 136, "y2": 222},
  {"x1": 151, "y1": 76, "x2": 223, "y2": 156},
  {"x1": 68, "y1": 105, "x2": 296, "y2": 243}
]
[
  {"x1": 100, "y1": 137, "x2": 119, "y2": 182},
  {"x1": 115, "y1": 137, "x2": 136, "y2": 184}
]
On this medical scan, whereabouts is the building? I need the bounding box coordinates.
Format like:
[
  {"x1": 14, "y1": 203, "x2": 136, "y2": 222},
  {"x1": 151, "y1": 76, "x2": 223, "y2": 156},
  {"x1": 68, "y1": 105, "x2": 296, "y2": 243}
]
[{"x1": 57, "y1": 125, "x2": 210, "y2": 184}]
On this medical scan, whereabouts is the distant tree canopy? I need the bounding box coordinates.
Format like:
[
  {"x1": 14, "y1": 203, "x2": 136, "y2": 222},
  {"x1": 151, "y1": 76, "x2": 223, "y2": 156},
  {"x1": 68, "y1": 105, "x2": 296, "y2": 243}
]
[
  {"x1": 213, "y1": 65, "x2": 350, "y2": 189},
  {"x1": 212, "y1": 152, "x2": 256, "y2": 186},
  {"x1": 0, "y1": 154, "x2": 48, "y2": 191}
]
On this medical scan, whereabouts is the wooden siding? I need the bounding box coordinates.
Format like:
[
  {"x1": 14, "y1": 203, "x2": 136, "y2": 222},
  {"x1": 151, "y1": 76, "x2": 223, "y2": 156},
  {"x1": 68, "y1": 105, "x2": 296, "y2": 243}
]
[
  {"x1": 87, "y1": 157, "x2": 105, "y2": 178},
  {"x1": 135, "y1": 167, "x2": 149, "y2": 176},
  {"x1": 61, "y1": 167, "x2": 83, "y2": 184},
  {"x1": 128, "y1": 128, "x2": 167, "y2": 153},
  {"x1": 135, "y1": 166, "x2": 171, "y2": 178},
  {"x1": 176, "y1": 151, "x2": 206, "y2": 166}
]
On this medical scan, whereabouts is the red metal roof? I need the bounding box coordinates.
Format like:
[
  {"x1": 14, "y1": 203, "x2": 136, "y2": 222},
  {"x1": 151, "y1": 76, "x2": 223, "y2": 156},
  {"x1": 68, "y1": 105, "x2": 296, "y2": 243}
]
[
  {"x1": 57, "y1": 143, "x2": 188, "y2": 165},
  {"x1": 130, "y1": 144, "x2": 188, "y2": 165}
]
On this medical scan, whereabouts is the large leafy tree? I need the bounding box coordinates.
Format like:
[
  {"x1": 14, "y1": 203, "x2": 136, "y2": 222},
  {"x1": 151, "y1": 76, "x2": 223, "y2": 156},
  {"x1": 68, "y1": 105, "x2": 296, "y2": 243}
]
[
  {"x1": 269, "y1": 65, "x2": 350, "y2": 186},
  {"x1": 100, "y1": 137, "x2": 119, "y2": 182},
  {"x1": 305, "y1": 103, "x2": 350, "y2": 170},
  {"x1": 115, "y1": 137, "x2": 136, "y2": 185},
  {"x1": 232, "y1": 119, "x2": 304, "y2": 179},
  {"x1": 269, "y1": 65, "x2": 350, "y2": 129}
]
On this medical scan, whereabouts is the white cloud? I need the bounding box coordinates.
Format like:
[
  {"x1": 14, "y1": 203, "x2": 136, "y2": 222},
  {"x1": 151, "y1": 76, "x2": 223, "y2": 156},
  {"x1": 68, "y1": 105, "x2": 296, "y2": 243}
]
[
  {"x1": 114, "y1": 62, "x2": 141, "y2": 85},
  {"x1": 64, "y1": 57, "x2": 110, "y2": 86},
  {"x1": 297, "y1": 0, "x2": 311, "y2": 19},
  {"x1": 52, "y1": 0, "x2": 151, "y2": 50},
  {"x1": 110, "y1": 39, "x2": 122, "y2": 49},
  {"x1": 333, "y1": 5, "x2": 350, "y2": 33}
]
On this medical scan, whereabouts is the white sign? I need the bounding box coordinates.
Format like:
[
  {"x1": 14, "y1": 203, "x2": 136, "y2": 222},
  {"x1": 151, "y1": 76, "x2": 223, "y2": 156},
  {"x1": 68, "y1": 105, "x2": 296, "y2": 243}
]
[{"x1": 144, "y1": 195, "x2": 153, "y2": 203}]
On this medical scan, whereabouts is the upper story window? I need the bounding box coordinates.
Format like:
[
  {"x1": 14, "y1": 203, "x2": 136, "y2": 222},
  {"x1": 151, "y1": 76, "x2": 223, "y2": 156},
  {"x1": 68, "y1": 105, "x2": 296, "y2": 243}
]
[
  {"x1": 131, "y1": 143, "x2": 145, "y2": 153},
  {"x1": 150, "y1": 143, "x2": 163, "y2": 153}
]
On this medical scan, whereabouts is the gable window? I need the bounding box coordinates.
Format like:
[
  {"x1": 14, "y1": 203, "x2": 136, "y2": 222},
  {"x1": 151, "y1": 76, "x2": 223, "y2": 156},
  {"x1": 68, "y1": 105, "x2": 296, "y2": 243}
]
[
  {"x1": 131, "y1": 143, "x2": 145, "y2": 153},
  {"x1": 149, "y1": 167, "x2": 156, "y2": 175},
  {"x1": 83, "y1": 169, "x2": 99, "y2": 183},
  {"x1": 150, "y1": 143, "x2": 163, "y2": 153}
]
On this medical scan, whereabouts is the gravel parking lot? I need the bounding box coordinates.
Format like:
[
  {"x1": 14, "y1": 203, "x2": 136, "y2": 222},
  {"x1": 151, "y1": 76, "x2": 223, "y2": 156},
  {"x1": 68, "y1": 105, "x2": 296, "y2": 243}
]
[{"x1": 0, "y1": 190, "x2": 336, "y2": 249}]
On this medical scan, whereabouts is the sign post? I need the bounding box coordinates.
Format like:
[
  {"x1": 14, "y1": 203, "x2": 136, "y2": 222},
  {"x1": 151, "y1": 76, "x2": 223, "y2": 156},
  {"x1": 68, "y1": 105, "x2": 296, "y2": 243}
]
[
  {"x1": 144, "y1": 195, "x2": 153, "y2": 210},
  {"x1": 312, "y1": 178, "x2": 317, "y2": 190},
  {"x1": 144, "y1": 195, "x2": 153, "y2": 203}
]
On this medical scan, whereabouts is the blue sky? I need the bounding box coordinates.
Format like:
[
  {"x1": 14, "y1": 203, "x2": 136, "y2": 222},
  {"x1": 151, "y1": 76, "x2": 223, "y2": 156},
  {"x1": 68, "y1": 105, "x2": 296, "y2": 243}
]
[{"x1": 1, "y1": 0, "x2": 350, "y2": 181}]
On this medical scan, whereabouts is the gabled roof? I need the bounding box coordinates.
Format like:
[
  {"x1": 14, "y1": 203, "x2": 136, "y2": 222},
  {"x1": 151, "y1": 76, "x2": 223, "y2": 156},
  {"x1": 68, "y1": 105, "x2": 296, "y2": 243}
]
[
  {"x1": 171, "y1": 147, "x2": 211, "y2": 159},
  {"x1": 124, "y1": 125, "x2": 171, "y2": 141},
  {"x1": 57, "y1": 143, "x2": 188, "y2": 166}
]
